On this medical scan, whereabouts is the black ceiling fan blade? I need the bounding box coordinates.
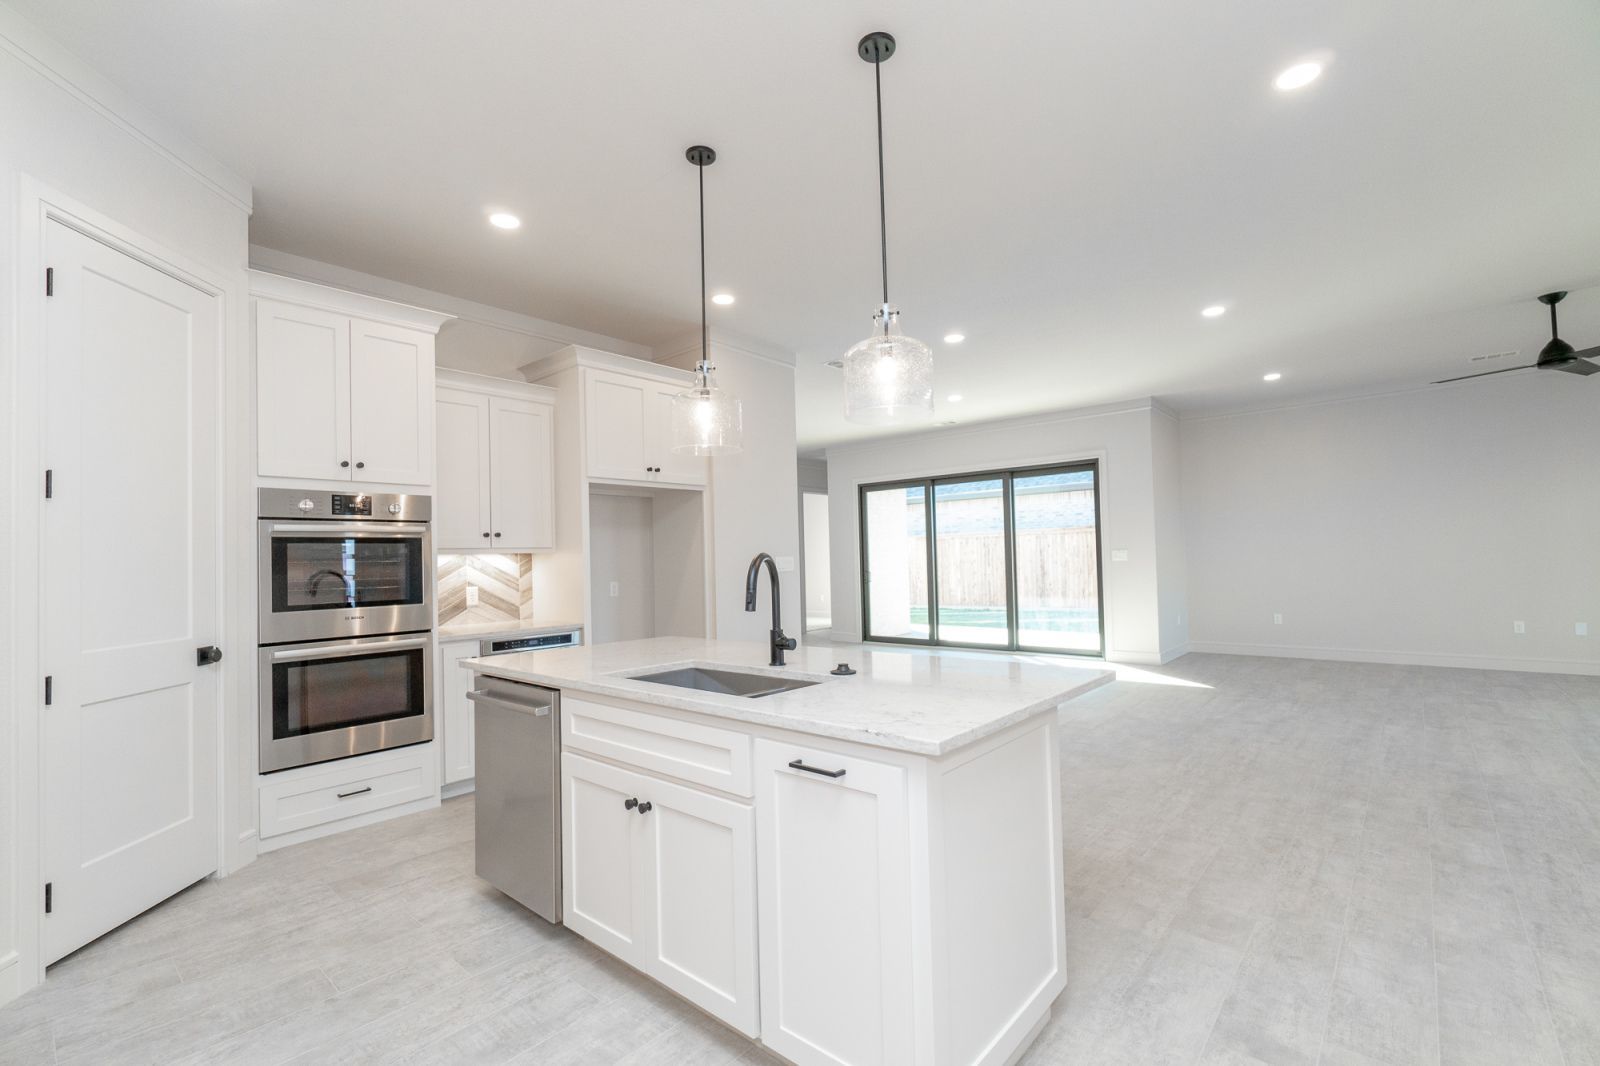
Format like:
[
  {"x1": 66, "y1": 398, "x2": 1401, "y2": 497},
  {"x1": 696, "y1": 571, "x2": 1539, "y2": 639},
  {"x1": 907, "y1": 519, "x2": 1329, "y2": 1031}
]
[
  {"x1": 1432, "y1": 363, "x2": 1537, "y2": 384},
  {"x1": 1569, "y1": 344, "x2": 1600, "y2": 362},
  {"x1": 1552, "y1": 357, "x2": 1600, "y2": 376}
]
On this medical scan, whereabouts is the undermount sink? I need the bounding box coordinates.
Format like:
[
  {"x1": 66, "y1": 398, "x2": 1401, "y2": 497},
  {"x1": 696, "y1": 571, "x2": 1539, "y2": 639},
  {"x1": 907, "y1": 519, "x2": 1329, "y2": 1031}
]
[{"x1": 629, "y1": 666, "x2": 821, "y2": 699}]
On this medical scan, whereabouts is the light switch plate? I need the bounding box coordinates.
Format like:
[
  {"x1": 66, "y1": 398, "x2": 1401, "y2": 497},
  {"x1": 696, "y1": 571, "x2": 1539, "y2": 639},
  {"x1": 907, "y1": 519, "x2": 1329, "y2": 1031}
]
[
  {"x1": 1110, "y1": 550, "x2": 1129, "y2": 563},
  {"x1": 609, "y1": 581, "x2": 620, "y2": 598},
  {"x1": 1577, "y1": 622, "x2": 1588, "y2": 637},
  {"x1": 1513, "y1": 620, "x2": 1526, "y2": 635}
]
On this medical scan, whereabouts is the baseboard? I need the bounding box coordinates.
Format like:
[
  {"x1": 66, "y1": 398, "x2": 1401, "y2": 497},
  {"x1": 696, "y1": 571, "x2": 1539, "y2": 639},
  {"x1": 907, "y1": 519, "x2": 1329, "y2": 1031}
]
[
  {"x1": 0, "y1": 950, "x2": 21, "y2": 1009},
  {"x1": 257, "y1": 793, "x2": 441, "y2": 853},
  {"x1": 1158, "y1": 642, "x2": 1190, "y2": 665},
  {"x1": 441, "y1": 779, "x2": 476, "y2": 800},
  {"x1": 1183, "y1": 641, "x2": 1600, "y2": 676},
  {"x1": 1106, "y1": 649, "x2": 1162, "y2": 665}
]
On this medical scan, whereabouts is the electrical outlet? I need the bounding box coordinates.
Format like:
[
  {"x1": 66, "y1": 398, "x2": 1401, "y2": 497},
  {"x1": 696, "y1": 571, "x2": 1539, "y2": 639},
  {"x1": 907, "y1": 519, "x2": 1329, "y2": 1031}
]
[
  {"x1": 1577, "y1": 622, "x2": 1589, "y2": 637},
  {"x1": 465, "y1": 585, "x2": 479, "y2": 607},
  {"x1": 609, "y1": 581, "x2": 620, "y2": 598},
  {"x1": 1513, "y1": 620, "x2": 1526, "y2": 635},
  {"x1": 1273, "y1": 613, "x2": 1283, "y2": 625}
]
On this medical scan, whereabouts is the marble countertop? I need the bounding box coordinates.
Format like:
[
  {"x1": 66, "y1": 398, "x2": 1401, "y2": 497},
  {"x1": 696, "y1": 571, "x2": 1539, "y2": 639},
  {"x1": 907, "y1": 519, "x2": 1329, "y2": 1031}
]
[
  {"x1": 438, "y1": 619, "x2": 584, "y2": 642},
  {"x1": 461, "y1": 636, "x2": 1113, "y2": 756}
]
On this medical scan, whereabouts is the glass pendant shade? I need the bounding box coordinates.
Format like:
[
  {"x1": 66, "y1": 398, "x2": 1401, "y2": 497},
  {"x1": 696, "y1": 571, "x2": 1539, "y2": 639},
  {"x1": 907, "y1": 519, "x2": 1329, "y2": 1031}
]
[
  {"x1": 842, "y1": 306, "x2": 934, "y2": 424},
  {"x1": 672, "y1": 362, "x2": 743, "y2": 454}
]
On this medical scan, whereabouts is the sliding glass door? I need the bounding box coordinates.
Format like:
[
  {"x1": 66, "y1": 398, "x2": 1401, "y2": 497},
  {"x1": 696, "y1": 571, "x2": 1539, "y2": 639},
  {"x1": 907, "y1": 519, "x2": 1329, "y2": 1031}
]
[{"x1": 861, "y1": 462, "x2": 1103, "y2": 656}]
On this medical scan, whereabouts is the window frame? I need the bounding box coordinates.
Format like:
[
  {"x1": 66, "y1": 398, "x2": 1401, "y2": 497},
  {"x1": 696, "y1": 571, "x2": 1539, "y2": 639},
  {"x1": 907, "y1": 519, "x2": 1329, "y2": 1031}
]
[{"x1": 859, "y1": 459, "x2": 1105, "y2": 657}]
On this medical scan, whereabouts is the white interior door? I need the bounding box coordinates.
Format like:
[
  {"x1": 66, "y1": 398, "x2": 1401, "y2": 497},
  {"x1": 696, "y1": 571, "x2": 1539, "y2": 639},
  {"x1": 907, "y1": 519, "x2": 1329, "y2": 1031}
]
[{"x1": 42, "y1": 220, "x2": 221, "y2": 965}]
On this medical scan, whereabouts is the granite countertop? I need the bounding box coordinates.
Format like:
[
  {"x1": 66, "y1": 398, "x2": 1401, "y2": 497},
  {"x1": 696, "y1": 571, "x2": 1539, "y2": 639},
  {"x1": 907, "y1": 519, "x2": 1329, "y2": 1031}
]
[
  {"x1": 461, "y1": 636, "x2": 1112, "y2": 756},
  {"x1": 437, "y1": 619, "x2": 584, "y2": 641}
]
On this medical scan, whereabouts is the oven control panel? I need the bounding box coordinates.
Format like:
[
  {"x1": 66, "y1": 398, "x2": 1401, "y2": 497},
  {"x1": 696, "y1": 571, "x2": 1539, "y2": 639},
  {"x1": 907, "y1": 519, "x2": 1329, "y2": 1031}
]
[
  {"x1": 483, "y1": 630, "x2": 584, "y2": 655},
  {"x1": 330, "y1": 494, "x2": 372, "y2": 516}
]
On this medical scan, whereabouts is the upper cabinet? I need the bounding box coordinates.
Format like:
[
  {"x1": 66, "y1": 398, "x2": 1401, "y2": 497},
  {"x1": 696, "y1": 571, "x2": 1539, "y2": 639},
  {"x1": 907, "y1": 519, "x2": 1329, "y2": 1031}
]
[
  {"x1": 435, "y1": 370, "x2": 556, "y2": 552},
  {"x1": 252, "y1": 273, "x2": 451, "y2": 488},
  {"x1": 582, "y1": 368, "x2": 707, "y2": 487}
]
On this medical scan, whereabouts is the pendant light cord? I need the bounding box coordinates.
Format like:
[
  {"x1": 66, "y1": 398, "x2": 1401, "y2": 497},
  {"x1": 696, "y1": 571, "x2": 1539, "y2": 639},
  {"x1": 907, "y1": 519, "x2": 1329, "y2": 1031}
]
[
  {"x1": 699, "y1": 162, "x2": 710, "y2": 382},
  {"x1": 875, "y1": 58, "x2": 890, "y2": 331}
]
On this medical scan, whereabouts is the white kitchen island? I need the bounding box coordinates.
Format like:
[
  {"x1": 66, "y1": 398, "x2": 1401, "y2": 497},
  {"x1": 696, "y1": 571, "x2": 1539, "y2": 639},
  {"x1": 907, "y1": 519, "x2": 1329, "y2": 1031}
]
[{"x1": 463, "y1": 637, "x2": 1111, "y2": 1066}]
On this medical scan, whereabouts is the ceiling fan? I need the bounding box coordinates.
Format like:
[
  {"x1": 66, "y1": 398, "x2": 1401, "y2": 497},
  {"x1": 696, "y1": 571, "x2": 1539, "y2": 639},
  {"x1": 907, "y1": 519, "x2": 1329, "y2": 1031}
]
[{"x1": 1434, "y1": 291, "x2": 1600, "y2": 384}]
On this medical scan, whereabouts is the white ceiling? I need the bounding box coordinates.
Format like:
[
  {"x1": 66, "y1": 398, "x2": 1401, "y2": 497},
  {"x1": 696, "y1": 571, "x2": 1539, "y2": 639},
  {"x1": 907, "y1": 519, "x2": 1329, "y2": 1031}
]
[{"x1": 16, "y1": 0, "x2": 1600, "y2": 449}]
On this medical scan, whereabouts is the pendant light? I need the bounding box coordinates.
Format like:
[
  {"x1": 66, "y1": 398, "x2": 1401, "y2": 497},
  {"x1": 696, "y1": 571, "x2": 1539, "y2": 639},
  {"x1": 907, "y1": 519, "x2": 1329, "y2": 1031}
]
[
  {"x1": 842, "y1": 31, "x2": 933, "y2": 425},
  {"x1": 671, "y1": 145, "x2": 743, "y2": 454}
]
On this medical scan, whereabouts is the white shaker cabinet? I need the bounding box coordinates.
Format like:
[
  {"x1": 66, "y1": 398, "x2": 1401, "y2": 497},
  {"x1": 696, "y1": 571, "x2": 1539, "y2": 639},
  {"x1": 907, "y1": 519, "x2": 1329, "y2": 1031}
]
[
  {"x1": 433, "y1": 371, "x2": 556, "y2": 552},
  {"x1": 581, "y1": 368, "x2": 707, "y2": 486},
  {"x1": 253, "y1": 273, "x2": 450, "y2": 488},
  {"x1": 562, "y1": 751, "x2": 760, "y2": 1036},
  {"x1": 753, "y1": 740, "x2": 915, "y2": 1066},
  {"x1": 438, "y1": 639, "x2": 480, "y2": 786}
]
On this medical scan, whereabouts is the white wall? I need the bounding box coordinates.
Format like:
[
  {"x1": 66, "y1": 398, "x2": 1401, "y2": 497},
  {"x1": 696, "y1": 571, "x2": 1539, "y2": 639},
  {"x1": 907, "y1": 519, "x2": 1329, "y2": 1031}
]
[
  {"x1": 659, "y1": 335, "x2": 802, "y2": 642},
  {"x1": 1180, "y1": 377, "x2": 1600, "y2": 673},
  {"x1": 1152, "y1": 407, "x2": 1189, "y2": 656},
  {"x1": 0, "y1": 5, "x2": 252, "y2": 1004},
  {"x1": 824, "y1": 401, "x2": 1184, "y2": 664},
  {"x1": 588, "y1": 494, "x2": 657, "y2": 642}
]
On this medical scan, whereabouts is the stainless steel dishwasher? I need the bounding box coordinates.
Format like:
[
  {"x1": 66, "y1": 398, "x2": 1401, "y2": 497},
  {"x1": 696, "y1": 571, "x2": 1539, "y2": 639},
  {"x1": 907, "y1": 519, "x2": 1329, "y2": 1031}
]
[{"x1": 467, "y1": 677, "x2": 562, "y2": 923}]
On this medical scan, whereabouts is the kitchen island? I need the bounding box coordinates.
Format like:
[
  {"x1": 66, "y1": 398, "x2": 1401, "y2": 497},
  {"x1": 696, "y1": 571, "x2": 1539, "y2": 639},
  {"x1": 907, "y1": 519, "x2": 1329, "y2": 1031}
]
[{"x1": 464, "y1": 637, "x2": 1111, "y2": 1066}]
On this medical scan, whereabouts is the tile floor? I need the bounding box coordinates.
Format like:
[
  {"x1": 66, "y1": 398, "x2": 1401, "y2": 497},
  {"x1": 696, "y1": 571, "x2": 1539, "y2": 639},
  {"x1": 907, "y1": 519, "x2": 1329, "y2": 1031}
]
[{"x1": 1, "y1": 653, "x2": 1596, "y2": 1065}]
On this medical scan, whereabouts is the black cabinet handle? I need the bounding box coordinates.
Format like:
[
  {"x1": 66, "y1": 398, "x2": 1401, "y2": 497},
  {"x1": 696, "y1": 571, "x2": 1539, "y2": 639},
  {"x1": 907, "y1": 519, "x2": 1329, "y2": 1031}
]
[
  {"x1": 196, "y1": 645, "x2": 223, "y2": 666},
  {"x1": 355, "y1": 461, "x2": 365, "y2": 469},
  {"x1": 788, "y1": 759, "x2": 846, "y2": 779},
  {"x1": 637, "y1": 801, "x2": 653, "y2": 814},
  {"x1": 493, "y1": 532, "x2": 502, "y2": 538},
  {"x1": 340, "y1": 460, "x2": 350, "y2": 468},
  {"x1": 337, "y1": 786, "x2": 372, "y2": 799},
  {"x1": 482, "y1": 532, "x2": 491, "y2": 538},
  {"x1": 624, "y1": 797, "x2": 638, "y2": 810}
]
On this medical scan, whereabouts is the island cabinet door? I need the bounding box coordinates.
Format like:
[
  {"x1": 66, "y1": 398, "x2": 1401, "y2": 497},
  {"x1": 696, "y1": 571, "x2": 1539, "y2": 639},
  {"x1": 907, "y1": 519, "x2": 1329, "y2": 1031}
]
[
  {"x1": 636, "y1": 773, "x2": 759, "y2": 1036},
  {"x1": 753, "y1": 739, "x2": 917, "y2": 1066},
  {"x1": 562, "y1": 753, "x2": 649, "y2": 961}
]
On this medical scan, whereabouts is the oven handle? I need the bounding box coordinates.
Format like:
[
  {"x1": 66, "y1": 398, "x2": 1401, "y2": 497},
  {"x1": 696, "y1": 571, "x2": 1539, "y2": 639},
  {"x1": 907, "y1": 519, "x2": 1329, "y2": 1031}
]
[
  {"x1": 270, "y1": 636, "x2": 431, "y2": 662},
  {"x1": 266, "y1": 522, "x2": 429, "y2": 536}
]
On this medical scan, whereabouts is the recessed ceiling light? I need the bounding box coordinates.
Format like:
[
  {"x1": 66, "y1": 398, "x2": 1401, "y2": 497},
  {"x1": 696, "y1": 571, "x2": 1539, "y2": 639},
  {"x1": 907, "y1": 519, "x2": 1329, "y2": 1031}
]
[
  {"x1": 946, "y1": 393, "x2": 964, "y2": 402},
  {"x1": 1273, "y1": 61, "x2": 1323, "y2": 92},
  {"x1": 943, "y1": 332, "x2": 965, "y2": 344},
  {"x1": 488, "y1": 212, "x2": 521, "y2": 230},
  {"x1": 711, "y1": 293, "x2": 735, "y2": 306},
  {"x1": 1263, "y1": 372, "x2": 1282, "y2": 382},
  {"x1": 1201, "y1": 304, "x2": 1227, "y2": 318}
]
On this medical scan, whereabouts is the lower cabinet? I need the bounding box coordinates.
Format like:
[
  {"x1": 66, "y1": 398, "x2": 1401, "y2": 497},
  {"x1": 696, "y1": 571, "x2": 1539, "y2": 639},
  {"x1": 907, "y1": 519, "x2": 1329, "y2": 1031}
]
[
  {"x1": 752, "y1": 739, "x2": 915, "y2": 1066},
  {"x1": 562, "y1": 752, "x2": 759, "y2": 1035},
  {"x1": 439, "y1": 640, "x2": 479, "y2": 786}
]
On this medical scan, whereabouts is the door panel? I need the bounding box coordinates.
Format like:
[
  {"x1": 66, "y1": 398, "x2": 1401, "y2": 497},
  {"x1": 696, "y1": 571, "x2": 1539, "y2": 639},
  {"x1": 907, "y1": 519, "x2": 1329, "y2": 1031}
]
[
  {"x1": 439, "y1": 641, "x2": 477, "y2": 785},
  {"x1": 434, "y1": 388, "x2": 492, "y2": 550},
  {"x1": 489, "y1": 397, "x2": 554, "y2": 550},
  {"x1": 43, "y1": 220, "x2": 220, "y2": 964},
  {"x1": 256, "y1": 299, "x2": 349, "y2": 480},
  {"x1": 639, "y1": 775, "x2": 758, "y2": 1035},
  {"x1": 754, "y1": 740, "x2": 915, "y2": 1066},
  {"x1": 585, "y1": 371, "x2": 649, "y2": 480},
  {"x1": 562, "y1": 754, "x2": 645, "y2": 958},
  {"x1": 650, "y1": 383, "x2": 708, "y2": 486},
  {"x1": 350, "y1": 318, "x2": 432, "y2": 486}
]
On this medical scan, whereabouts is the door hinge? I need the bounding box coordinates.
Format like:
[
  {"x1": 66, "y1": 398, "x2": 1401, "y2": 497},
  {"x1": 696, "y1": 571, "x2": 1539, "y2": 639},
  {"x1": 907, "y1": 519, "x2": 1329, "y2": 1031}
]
[
  {"x1": 44, "y1": 468, "x2": 53, "y2": 499},
  {"x1": 44, "y1": 675, "x2": 52, "y2": 706},
  {"x1": 45, "y1": 267, "x2": 53, "y2": 296},
  {"x1": 44, "y1": 882, "x2": 52, "y2": 914}
]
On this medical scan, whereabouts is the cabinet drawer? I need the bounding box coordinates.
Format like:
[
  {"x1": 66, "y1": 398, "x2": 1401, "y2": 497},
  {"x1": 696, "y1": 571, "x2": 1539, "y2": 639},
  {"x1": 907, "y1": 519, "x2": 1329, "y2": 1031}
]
[
  {"x1": 562, "y1": 695, "x2": 752, "y2": 797},
  {"x1": 259, "y1": 746, "x2": 435, "y2": 839}
]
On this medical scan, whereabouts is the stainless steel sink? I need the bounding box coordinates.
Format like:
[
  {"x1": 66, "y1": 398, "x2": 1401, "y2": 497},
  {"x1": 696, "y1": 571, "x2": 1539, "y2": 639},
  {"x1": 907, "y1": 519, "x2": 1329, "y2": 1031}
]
[{"x1": 628, "y1": 666, "x2": 821, "y2": 699}]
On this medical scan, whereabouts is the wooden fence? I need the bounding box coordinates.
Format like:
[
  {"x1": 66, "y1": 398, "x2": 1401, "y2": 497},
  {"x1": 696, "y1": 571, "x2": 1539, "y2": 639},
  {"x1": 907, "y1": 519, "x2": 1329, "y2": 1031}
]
[{"x1": 908, "y1": 529, "x2": 1099, "y2": 607}]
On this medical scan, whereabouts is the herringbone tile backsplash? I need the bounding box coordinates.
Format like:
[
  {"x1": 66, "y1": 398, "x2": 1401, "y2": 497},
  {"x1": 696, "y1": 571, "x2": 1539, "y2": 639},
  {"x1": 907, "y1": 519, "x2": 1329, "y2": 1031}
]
[{"x1": 437, "y1": 553, "x2": 534, "y2": 626}]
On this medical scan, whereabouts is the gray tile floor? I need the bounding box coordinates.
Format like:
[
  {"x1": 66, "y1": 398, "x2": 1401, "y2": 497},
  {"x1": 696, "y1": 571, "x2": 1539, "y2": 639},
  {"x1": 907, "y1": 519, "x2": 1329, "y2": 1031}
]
[{"x1": 2, "y1": 653, "x2": 1596, "y2": 1065}]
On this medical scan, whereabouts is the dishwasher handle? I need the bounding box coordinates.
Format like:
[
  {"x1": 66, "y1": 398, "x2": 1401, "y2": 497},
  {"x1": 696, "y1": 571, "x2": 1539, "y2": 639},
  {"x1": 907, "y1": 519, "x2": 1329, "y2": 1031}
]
[{"x1": 467, "y1": 689, "x2": 553, "y2": 717}]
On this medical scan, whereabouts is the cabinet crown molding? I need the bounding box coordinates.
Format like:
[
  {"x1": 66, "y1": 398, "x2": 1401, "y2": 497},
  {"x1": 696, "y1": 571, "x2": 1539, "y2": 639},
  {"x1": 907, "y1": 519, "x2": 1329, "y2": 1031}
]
[
  {"x1": 437, "y1": 367, "x2": 556, "y2": 403},
  {"x1": 250, "y1": 271, "x2": 454, "y2": 334},
  {"x1": 520, "y1": 345, "x2": 695, "y2": 388}
]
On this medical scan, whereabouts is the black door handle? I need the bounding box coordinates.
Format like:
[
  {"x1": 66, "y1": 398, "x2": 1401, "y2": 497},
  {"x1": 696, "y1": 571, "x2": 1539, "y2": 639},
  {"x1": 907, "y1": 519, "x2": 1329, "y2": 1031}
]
[
  {"x1": 196, "y1": 646, "x2": 223, "y2": 666},
  {"x1": 788, "y1": 759, "x2": 846, "y2": 779}
]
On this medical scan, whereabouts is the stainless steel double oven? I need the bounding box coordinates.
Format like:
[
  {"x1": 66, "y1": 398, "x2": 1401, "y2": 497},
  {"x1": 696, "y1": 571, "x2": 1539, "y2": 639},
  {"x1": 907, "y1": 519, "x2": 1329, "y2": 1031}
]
[{"x1": 258, "y1": 488, "x2": 435, "y2": 773}]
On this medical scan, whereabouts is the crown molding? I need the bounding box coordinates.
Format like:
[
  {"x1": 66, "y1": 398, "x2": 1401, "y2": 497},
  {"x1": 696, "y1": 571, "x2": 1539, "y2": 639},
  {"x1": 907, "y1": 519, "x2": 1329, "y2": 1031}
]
[
  {"x1": 822, "y1": 398, "x2": 1161, "y2": 459},
  {"x1": 248, "y1": 244, "x2": 652, "y2": 359},
  {"x1": 519, "y1": 345, "x2": 695, "y2": 387},
  {"x1": 437, "y1": 367, "x2": 557, "y2": 403},
  {"x1": 249, "y1": 270, "x2": 454, "y2": 333},
  {"x1": 0, "y1": 3, "x2": 253, "y2": 213}
]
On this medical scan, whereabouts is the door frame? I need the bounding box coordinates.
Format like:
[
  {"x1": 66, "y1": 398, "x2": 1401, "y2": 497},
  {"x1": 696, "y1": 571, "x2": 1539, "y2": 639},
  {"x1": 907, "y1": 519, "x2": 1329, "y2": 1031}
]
[{"x1": 8, "y1": 178, "x2": 243, "y2": 997}]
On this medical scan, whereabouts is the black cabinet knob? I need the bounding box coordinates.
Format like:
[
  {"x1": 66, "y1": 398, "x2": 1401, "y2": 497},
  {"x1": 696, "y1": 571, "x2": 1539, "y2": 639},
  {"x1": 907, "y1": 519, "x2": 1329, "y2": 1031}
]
[
  {"x1": 493, "y1": 532, "x2": 502, "y2": 538},
  {"x1": 624, "y1": 797, "x2": 639, "y2": 810},
  {"x1": 482, "y1": 532, "x2": 490, "y2": 538},
  {"x1": 355, "y1": 461, "x2": 365, "y2": 469},
  {"x1": 637, "y1": 801, "x2": 653, "y2": 814},
  {"x1": 340, "y1": 460, "x2": 350, "y2": 468}
]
